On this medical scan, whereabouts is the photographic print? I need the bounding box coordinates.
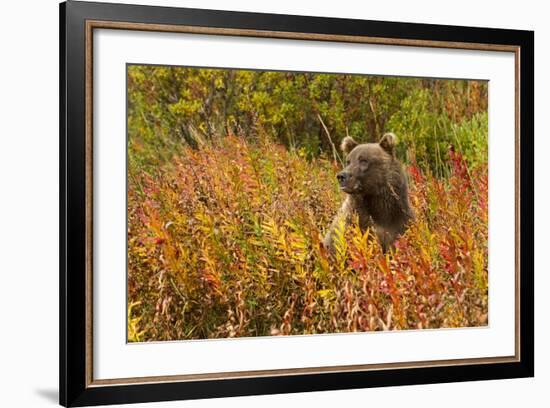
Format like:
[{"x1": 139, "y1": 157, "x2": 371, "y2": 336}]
[
  {"x1": 60, "y1": 3, "x2": 533, "y2": 405},
  {"x1": 126, "y1": 65, "x2": 489, "y2": 342}
]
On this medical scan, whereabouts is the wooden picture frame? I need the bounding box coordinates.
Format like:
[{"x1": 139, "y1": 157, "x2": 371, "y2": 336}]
[{"x1": 60, "y1": 1, "x2": 534, "y2": 406}]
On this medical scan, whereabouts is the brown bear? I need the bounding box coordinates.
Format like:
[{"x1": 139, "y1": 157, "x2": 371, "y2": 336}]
[{"x1": 323, "y1": 133, "x2": 414, "y2": 253}]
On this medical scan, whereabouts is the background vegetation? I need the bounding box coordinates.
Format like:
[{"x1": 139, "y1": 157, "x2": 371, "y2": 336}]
[
  {"x1": 128, "y1": 65, "x2": 487, "y2": 176},
  {"x1": 127, "y1": 65, "x2": 488, "y2": 341}
]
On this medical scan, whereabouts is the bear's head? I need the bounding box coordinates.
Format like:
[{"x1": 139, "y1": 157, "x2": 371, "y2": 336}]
[{"x1": 337, "y1": 133, "x2": 398, "y2": 195}]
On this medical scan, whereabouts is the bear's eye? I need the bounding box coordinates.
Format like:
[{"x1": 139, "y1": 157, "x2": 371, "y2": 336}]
[
  {"x1": 359, "y1": 158, "x2": 368, "y2": 165},
  {"x1": 346, "y1": 158, "x2": 351, "y2": 166}
]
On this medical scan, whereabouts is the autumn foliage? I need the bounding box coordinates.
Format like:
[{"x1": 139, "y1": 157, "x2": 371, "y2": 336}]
[{"x1": 127, "y1": 136, "x2": 488, "y2": 341}]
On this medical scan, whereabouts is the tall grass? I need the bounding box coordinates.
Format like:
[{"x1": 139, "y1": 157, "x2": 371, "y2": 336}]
[{"x1": 127, "y1": 136, "x2": 488, "y2": 341}]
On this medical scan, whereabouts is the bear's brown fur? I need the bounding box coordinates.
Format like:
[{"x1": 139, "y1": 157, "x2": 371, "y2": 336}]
[{"x1": 323, "y1": 133, "x2": 413, "y2": 252}]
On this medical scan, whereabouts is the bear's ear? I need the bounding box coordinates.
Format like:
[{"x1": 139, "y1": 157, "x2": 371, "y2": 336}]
[
  {"x1": 341, "y1": 136, "x2": 358, "y2": 155},
  {"x1": 379, "y1": 133, "x2": 397, "y2": 156}
]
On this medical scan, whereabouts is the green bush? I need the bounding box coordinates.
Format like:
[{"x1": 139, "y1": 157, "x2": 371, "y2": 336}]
[
  {"x1": 387, "y1": 87, "x2": 488, "y2": 176},
  {"x1": 127, "y1": 65, "x2": 488, "y2": 177}
]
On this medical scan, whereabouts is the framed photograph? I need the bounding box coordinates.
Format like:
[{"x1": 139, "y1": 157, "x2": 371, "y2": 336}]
[{"x1": 60, "y1": 1, "x2": 534, "y2": 406}]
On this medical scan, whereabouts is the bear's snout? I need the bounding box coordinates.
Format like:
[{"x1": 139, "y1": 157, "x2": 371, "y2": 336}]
[{"x1": 337, "y1": 172, "x2": 350, "y2": 184}]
